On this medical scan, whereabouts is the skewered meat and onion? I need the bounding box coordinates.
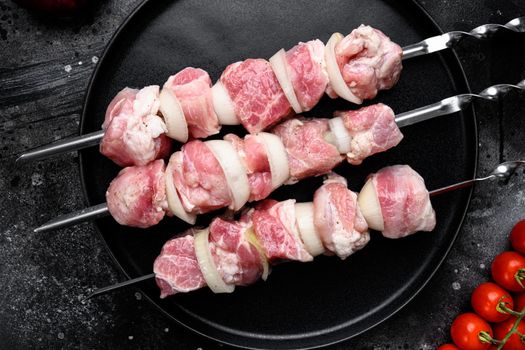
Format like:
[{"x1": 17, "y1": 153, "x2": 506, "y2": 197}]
[
  {"x1": 100, "y1": 25, "x2": 402, "y2": 166},
  {"x1": 105, "y1": 103, "x2": 402, "y2": 228},
  {"x1": 154, "y1": 167, "x2": 435, "y2": 298}
]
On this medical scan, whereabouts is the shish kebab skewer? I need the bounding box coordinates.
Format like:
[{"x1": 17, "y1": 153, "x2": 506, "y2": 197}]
[
  {"x1": 20, "y1": 25, "x2": 403, "y2": 166},
  {"x1": 17, "y1": 17, "x2": 525, "y2": 166},
  {"x1": 84, "y1": 160, "x2": 525, "y2": 300},
  {"x1": 34, "y1": 78, "x2": 525, "y2": 234}
]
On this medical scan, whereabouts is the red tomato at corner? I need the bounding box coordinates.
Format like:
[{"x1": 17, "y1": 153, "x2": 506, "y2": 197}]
[
  {"x1": 471, "y1": 282, "x2": 513, "y2": 322},
  {"x1": 492, "y1": 252, "x2": 525, "y2": 292},
  {"x1": 510, "y1": 220, "x2": 525, "y2": 255},
  {"x1": 451, "y1": 313, "x2": 493, "y2": 350},
  {"x1": 438, "y1": 344, "x2": 460, "y2": 350},
  {"x1": 493, "y1": 317, "x2": 525, "y2": 350}
]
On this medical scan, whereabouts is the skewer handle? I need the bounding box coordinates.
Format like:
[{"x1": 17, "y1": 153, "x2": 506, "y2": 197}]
[
  {"x1": 17, "y1": 130, "x2": 105, "y2": 163},
  {"x1": 402, "y1": 17, "x2": 525, "y2": 59},
  {"x1": 34, "y1": 203, "x2": 110, "y2": 233},
  {"x1": 395, "y1": 79, "x2": 525, "y2": 128}
]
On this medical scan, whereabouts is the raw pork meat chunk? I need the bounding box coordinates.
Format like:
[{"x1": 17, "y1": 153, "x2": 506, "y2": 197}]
[
  {"x1": 313, "y1": 174, "x2": 369, "y2": 259},
  {"x1": 106, "y1": 159, "x2": 168, "y2": 228},
  {"x1": 335, "y1": 103, "x2": 403, "y2": 165},
  {"x1": 101, "y1": 85, "x2": 172, "y2": 166},
  {"x1": 273, "y1": 118, "x2": 343, "y2": 182},
  {"x1": 371, "y1": 165, "x2": 436, "y2": 238},
  {"x1": 221, "y1": 59, "x2": 292, "y2": 133},
  {"x1": 163, "y1": 67, "x2": 220, "y2": 138}
]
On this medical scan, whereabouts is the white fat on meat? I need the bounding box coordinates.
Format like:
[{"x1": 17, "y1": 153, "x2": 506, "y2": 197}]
[
  {"x1": 122, "y1": 114, "x2": 168, "y2": 165},
  {"x1": 133, "y1": 85, "x2": 161, "y2": 117},
  {"x1": 313, "y1": 173, "x2": 369, "y2": 259},
  {"x1": 100, "y1": 85, "x2": 172, "y2": 166}
]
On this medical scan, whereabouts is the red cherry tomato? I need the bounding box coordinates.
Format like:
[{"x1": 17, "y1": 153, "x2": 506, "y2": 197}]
[
  {"x1": 438, "y1": 344, "x2": 460, "y2": 350},
  {"x1": 492, "y1": 252, "x2": 525, "y2": 292},
  {"x1": 471, "y1": 282, "x2": 514, "y2": 322},
  {"x1": 514, "y1": 293, "x2": 525, "y2": 312},
  {"x1": 493, "y1": 317, "x2": 525, "y2": 350},
  {"x1": 451, "y1": 313, "x2": 493, "y2": 350},
  {"x1": 510, "y1": 221, "x2": 525, "y2": 255}
]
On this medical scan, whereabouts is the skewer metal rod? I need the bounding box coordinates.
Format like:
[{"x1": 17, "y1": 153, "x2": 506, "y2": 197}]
[
  {"x1": 83, "y1": 273, "x2": 155, "y2": 301},
  {"x1": 429, "y1": 175, "x2": 496, "y2": 197},
  {"x1": 34, "y1": 203, "x2": 109, "y2": 233},
  {"x1": 17, "y1": 130, "x2": 104, "y2": 164}
]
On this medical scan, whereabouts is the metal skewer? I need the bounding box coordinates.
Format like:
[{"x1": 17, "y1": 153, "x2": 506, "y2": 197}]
[
  {"x1": 16, "y1": 130, "x2": 104, "y2": 164},
  {"x1": 402, "y1": 16, "x2": 525, "y2": 59},
  {"x1": 33, "y1": 203, "x2": 109, "y2": 233},
  {"x1": 17, "y1": 17, "x2": 525, "y2": 164},
  {"x1": 429, "y1": 160, "x2": 525, "y2": 196},
  {"x1": 83, "y1": 160, "x2": 525, "y2": 300},
  {"x1": 33, "y1": 80, "x2": 525, "y2": 233},
  {"x1": 83, "y1": 273, "x2": 155, "y2": 301}
]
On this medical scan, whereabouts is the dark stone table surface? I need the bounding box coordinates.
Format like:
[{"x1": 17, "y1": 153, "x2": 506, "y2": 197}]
[{"x1": 1, "y1": 0, "x2": 525, "y2": 349}]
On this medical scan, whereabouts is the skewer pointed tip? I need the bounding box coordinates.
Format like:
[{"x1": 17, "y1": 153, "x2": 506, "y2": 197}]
[
  {"x1": 33, "y1": 226, "x2": 45, "y2": 233},
  {"x1": 15, "y1": 154, "x2": 27, "y2": 164},
  {"x1": 81, "y1": 293, "x2": 95, "y2": 302},
  {"x1": 81, "y1": 273, "x2": 156, "y2": 302}
]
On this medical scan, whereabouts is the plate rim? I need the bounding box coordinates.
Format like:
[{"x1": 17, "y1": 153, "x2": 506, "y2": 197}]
[{"x1": 78, "y1": 1, "x2": 479, "y2": 348}]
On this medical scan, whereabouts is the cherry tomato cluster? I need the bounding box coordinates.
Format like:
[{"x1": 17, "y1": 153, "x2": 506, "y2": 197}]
[{"x1": 437, "y1": 220, "x2": 525, "y2": 350}]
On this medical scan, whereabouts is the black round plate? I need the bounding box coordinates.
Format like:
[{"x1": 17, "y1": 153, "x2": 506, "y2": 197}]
[{"x1": 79, "y1": 1, "x2": 477, "y2": 349}]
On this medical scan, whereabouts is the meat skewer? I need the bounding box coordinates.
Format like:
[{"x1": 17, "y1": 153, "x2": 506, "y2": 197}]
[
  {"x1": 33, "y1": 77, "x2": 525, "y2": 234},
  {"x1": 33, "y1": 96, "x2": 443, "y2": 234},
  {"x1": 83, "y1": 160, "x2": 525, "y2": 300},
  {"x1": 17, "y1": 17, "x2": 524, "y2": 165}
]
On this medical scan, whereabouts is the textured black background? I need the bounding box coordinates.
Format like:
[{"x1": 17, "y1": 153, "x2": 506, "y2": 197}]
[{"x1": 1, "y1": 0, "x2": 525, "y2": 349}]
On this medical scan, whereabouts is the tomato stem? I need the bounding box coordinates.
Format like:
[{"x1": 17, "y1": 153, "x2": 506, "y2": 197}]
[
  {"x1": 499, "y1": 302, "x2": 522, "y2": 317},
  {"x1": 515, "y1": 268, "x2": 525, "y2": 289},
  {"x1": 479, "y1": 330, "x2": 495, "y2": 345},
  {"x1": 497, "y1": 306, "x2": 525, "y2": 350}
]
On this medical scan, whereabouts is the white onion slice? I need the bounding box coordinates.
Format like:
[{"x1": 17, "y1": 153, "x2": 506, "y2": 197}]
[
  {"x1": 328, "y1": 116, "x2": 353, "y2": 154},
  {"x1": 357, "y1": 179, "x2": 384, "y2": 231},
  {"x1": 245, "y1": 227, "x2": 270, "y2": 281},
  {"x1": 194, "y1": 228, "x2": 235, "y2": 293},
  {"x1": 256, "y1": 132, "x2": 290, "y2": 189},
  {"x1": 295, "y1": 202, "x2": 325, "y2": 257},
  {"x1": 211, "y1": 82, "x2": 240, "y2": 125},
  {"x1": 269, "y1": 49, "x2": 302, "y2": 113},
  {"x1": 164, "y1": 158, "x2": 196, "y2": 224},
  {"x1": 205, "y1": 140, "x2": 250, "y2": 211},
  {"x1": 325, "y1": 33, "x2": 362, "y2": 104},
  {"x1": 159, "y1": 88, "x2": 189, "y2": 143}
]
